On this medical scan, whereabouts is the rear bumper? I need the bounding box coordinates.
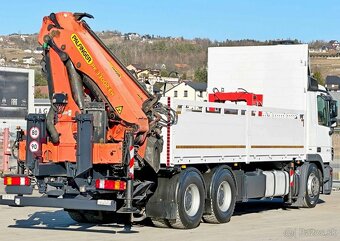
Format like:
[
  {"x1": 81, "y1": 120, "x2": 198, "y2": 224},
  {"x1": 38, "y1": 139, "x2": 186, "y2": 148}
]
[{"x1": 0, "y1": 194, "x2": 117, "y2": 211}]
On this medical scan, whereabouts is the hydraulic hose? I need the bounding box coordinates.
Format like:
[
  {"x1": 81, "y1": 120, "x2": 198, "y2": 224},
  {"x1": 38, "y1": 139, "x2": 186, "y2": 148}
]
[
  {"x1": 65, "y1": 60, "x2": 85, "y2": 112},
  {"x1": 46, "y1": 106, "x2": 60, "y2": 143}
]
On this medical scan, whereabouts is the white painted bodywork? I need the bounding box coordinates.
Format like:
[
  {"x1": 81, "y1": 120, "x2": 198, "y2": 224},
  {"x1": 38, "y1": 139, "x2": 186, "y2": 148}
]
[
  {"x1": 305, "y1": 89, "x2": 333, "y2": 162},
  {"x1": 159, "y1": 45, "x2": 333, "y2": 167},
  {"x1": 207, "y1": 44, "x2": 309, "y2": 110},
  {"x1": 160, "y1": 99, "x2": 306, "y2": 166}
]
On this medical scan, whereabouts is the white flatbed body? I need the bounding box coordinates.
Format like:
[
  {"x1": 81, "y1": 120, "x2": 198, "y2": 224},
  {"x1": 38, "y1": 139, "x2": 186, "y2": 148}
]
[{"x1": 161, "y1": 98, "x2": 305, "y2": 167}]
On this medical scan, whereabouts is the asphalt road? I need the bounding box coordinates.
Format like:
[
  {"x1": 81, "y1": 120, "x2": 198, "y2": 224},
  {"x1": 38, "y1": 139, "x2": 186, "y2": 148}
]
[{"x1": 0, "y1": 184, "x2": 339, "y2": 241}]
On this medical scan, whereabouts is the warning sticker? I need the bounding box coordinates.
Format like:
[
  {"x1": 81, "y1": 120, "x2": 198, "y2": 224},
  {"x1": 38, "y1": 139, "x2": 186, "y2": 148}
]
[{"x1": 115, "y1": 106, "x2": 123, "y2": 114}]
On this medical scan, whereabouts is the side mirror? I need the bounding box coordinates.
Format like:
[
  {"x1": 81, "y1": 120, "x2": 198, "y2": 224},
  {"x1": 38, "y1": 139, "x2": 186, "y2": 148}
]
[
  {"x1": 331, "y1": 122, "x2": 337, "y2": 128},
  {"x1": 330, "y1": 100, "x2": 338, "y2": 119}
]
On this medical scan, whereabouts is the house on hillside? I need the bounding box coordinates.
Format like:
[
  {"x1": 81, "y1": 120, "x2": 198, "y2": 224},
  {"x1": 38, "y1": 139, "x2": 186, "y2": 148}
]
[
  {"x1": 325, "y1": 76, "x2": 340, "y2": 91},
  {"x1": 150, "y1": 69, "x2": 161, "y2": 77},
  {"x1": 126, "y1": 64, "x2": 162, "y2": 81},
  {"x1": 0, "y1": 58, "x2": 5, "y2": 66},
  {"x1": 124, "y1": 33, "x2": 140, "y2": 40},
  {"x1": 165, "y1": 81, "x2": 207, "y2": 102},
  {"x1": 174, "y1": 63, "x2": 189, "y2": 69},
  {"x1": 154, "y1": 63, "x2": 166, "y2": 70},
  {"x1": 329, "y1": 40, "x2": 340, "y2": 50},
  {"x1": 160, "y1": 77, "x2": 180, "y2": 84},
  {"x1": 137, "y1": 69, "x2": 151, "y2": 80},
  {"x1": 22, "y1": 56, "x2": 35, "y2": 65},
  {"x1": 126, "y1": 64, "x2": 145, "y2": 73},
  {"x1": 34, "y1": 47, "x2": 43, "y2": 54},
  {"x1": 11, "y1": 58, "x2": 19, "y2": 63}
]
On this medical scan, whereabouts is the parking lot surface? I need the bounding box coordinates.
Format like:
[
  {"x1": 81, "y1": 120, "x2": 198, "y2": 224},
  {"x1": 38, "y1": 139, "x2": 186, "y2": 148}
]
[{"x1": 0, "y1": 182, "x2": 339, "y2": 241}]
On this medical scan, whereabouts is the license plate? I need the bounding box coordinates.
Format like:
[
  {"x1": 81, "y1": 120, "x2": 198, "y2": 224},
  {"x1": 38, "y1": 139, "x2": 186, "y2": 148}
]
[
  {"x1": 97, "y1": 199, "x2": 112, "y2": 206},
  {"x1": 2, "y1": 194, "x2": 16, "y2": 200}
]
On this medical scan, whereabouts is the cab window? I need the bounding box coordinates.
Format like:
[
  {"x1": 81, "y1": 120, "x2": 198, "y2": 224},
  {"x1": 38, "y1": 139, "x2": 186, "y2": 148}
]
[{"x1": 317, "y1": 95, "x2": 329, "y2": 126}]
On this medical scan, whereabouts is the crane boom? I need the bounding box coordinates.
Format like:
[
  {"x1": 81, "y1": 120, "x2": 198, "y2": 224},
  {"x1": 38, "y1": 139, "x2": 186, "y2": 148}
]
[{"x1": 38, "y1": 12, "x2": 154, "y2": 141}]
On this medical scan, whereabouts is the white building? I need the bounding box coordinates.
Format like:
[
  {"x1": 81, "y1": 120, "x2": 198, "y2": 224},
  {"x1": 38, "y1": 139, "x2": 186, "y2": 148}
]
[
  {"x1": 34, "y1": 49, "x2": 43, "y2": 54},
  {"x1": 165, "y1": 81, "x2": 207, "y2": 102},
  {"x1": 22, "y1": 56, "x2": 35, "y2": 65},
  {"x1": 34, "y1": 98, "x2": 51, "y2": 114},
  {"x1": 0, "y1": 67, "x2": 35, "y2": 132}
]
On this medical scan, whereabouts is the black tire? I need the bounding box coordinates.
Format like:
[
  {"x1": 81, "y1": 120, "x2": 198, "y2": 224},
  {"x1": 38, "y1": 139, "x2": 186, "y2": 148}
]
[
  {"x1": 203, "y1": 168, "x2": 236, "y2": 223},
  {"x1": 66, "y1": 210, "x2": 87, "y2": 223},
  {"x1": 66, "y1": 210, "x2": 116, "y2": 224},
  {"x1": 169, "y1": 168, "x2": 205, "y2": 229},
  {"x1": 303, "y1": 163, "x2": 321, "y2": 208},
  {"x1": 151, "y1": 218, "x2": 172, "y2": 228},
  {"x1": 83, "y1": 211, "x2": 115, "y2": 224},
  {"x1": 302, "y1": 163, "x2": 321, "y2": 208}
]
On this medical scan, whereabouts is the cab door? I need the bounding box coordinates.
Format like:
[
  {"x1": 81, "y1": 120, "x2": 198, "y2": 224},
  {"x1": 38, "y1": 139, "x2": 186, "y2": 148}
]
[{"x1": 315, "y1": 95, "x2": 332, "y2": 162}]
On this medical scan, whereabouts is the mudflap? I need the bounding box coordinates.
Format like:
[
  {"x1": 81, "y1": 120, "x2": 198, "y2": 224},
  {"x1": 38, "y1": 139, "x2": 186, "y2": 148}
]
[
  {"x1": 322, "y1": 165, "x2": 333, "y2": 195},
  {"x1": 145, "y1": 174, "x2": 179, "y2": 220},
  {"x1": 290, "y1": 163, "x2": 309, "y2": 207}
]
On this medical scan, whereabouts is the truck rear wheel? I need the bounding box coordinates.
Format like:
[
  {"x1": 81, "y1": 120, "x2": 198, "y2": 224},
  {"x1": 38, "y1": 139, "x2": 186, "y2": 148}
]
[
  {"x1": 169, "y1": 168, "x2": 205, "y2": 229},
  {"x1": 203, "y1": 168, "x2": 236, "y2": 223},
  {"x1": 66, "y1": 210, "x2": 87, "y2": 223},
  {"x1": 66, "y1": 210, "x2": 116, "y2": 224},
  {"x1": 151, "y1": 218, "x2": 171, "y2": 228}
]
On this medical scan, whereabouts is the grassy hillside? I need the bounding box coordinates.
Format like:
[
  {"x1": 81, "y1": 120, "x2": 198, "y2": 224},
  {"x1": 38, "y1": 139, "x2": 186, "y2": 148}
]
[{"x1": 0, "y1": 32, "x2": 339, "y2": 84}]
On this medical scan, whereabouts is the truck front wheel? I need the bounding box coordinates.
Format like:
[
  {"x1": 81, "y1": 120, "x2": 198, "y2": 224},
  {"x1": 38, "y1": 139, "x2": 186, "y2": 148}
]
[
  {"x1": 303, "y1": 163, "x2": 321, "y2": 208},
  {"x1": 294, "y1": 163, "x2": 321, "y2": 208}
]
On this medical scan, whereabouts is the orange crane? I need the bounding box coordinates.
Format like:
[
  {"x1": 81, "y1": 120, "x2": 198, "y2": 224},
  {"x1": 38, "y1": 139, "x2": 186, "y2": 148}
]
[
  {"x1": 24, "y1": 12, "x2": 162, "y2": 164},
  {"x1": 13, "y1": 12, "x2": 175, "y2": 227}
]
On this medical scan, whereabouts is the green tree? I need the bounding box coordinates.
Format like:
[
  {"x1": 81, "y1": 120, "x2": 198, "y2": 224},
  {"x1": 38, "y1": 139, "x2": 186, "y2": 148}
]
[
  {"x1": 160, "y1": 69, "x2": 169, "y2": 77},
  {"x1": 194, "y1": 67, "x2": 207, "y2": 83},
  {"x1": 35, "y1": 72, "x2": 48, "y2": 86},
  {"x1": 313, "y1": 71, "x2": 324, "y2": 86},
  {"x1": 181, "y1": 72, "x2": 187, "y2": 80}
]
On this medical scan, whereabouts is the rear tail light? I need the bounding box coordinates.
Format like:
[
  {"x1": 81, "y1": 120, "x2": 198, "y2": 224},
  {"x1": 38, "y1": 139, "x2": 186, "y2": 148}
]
[
  {"x1": 4, "y1": 176, "x2": 30, "y2": 186},
  {"x1": 95, "y1": 179, "x2": 126, "y2": 191}
]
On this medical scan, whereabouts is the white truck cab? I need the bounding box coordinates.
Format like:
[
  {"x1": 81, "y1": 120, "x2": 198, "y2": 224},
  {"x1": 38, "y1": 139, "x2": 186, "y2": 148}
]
[{"x1": 306, "y1": 81, "x2": 337, "y2": 163}]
